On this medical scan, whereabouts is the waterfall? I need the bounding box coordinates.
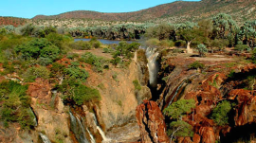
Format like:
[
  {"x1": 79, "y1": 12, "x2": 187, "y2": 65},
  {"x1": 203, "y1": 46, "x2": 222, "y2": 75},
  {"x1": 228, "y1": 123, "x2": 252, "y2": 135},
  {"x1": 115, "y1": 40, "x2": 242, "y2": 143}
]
[
  {"x1": 69, "y1": 111, "x2": 90, "y2": 143},
  {"x1": 92, "y1": 113, "x2": 111, "y2": 143},
  {"x1": 167, "y1": 80, "x2": 186, "y2": 107},
  {"x1": 39, "y1": 133, "x2": 51, "y2": 143},
  {"x1": 145, "y1": 47, "x2": 160, "y2": 88},
  {"x1": 167, "y1": 73, "x2": 199, "y2": 107},
  {"x1": 86, "y1": 128, "x2": 96, "y2": 143}
]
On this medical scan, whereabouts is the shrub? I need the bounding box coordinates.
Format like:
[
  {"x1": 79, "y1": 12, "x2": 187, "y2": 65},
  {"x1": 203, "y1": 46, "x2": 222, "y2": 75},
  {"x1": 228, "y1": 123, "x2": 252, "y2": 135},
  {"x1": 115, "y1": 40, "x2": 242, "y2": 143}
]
[
  {"x1": 172, "y1": 48, "x2": 183, "y2": 53},
  {"x1": 80, "y1": 52, "x2": 107, "y2": 72},
  {"x1": 211, "y1": 100, "x2": 231, "y2": 126},
  {"x1": 188, "y1": 61, "x2": 204, "y2": 69},
  {"x1": 38, "y1": 57, "x2": 53, "y2": 66},
  {"x1": 235, "y1": 44, "x2": 250, "y2": 53},
  {"x1": 40, "y1": 45, "x2": 60, "y2": 60},
  {"x1": 252, "y1": 48, "x2": 256, "y2": 63},
  {"x1": 70, "y1": 41, "x2": 92, "y2": 50},
  {"x1": 159, "y1": 40, "x2": 175, "y2": 47},
  {"x1": 196, "y1": 44, "x2": 208, "y2": 57},
  {"x1": 64, "y1": 66, "x2": 89, "y2": 81},
  {"x1": 92, "y1": 41, "x2": 101, "y2": 48},
  {"x1": 111, "y1": 56, "x2": 121, "y2": 66},
  {"x1": 73, "y1": 84, "x2": 101, "y2": 105},
  {"x1": 67, "y1": 53, "x2": 79, "y2": 60},
  {"x1": 50, "y1": 63, "x2": 65, "y2": 78},
  {"x1": 15, "y1": 38, "x2": 51, "y2": 60},
  {"x1": 133, "y1": 80, "x2": 142, "y2": 90},
  {"x1": 146, "y1": 38, "x2": 160, "y2": 47},
  {"x1": 103, "y1": 48, "x2": 111, "y2": 53},
  {"x1": 23, "y1": 66, "x2": 50, "y2": 82},
  {"x1": 0, "y1": 80, "x2": 34, "y2": 129}
]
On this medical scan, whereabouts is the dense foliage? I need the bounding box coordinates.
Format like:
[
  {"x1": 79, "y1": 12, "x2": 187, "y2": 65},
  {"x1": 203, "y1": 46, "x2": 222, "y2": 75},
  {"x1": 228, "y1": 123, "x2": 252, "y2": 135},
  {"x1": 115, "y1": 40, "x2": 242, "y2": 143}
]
[{"x1": 0, "y1": 81, "x2": 35, "y2": 129}]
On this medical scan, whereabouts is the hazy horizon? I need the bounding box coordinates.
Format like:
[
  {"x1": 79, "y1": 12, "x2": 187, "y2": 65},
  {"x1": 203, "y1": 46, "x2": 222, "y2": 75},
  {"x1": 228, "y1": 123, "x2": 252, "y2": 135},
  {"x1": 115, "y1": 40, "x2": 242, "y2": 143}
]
[{"x1": 0, "y1": 0, "x2": 200, "y2": 19}]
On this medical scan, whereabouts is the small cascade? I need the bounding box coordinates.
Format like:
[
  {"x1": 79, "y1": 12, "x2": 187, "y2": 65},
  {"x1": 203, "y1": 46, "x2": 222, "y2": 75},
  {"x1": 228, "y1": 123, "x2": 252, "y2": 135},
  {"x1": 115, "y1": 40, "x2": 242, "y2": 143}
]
[
  {"x1": 69, "y1": 111, "x2": 90, "y2": 143},
  {"x1": 86, "y1": 128, "x2": 96, "y2": 143},
  {"x1": 167, "y1": 80, "x2": 186, "y2": 107},
  {"x1": 96, "y1": 126, "x2": 111, "y2": 143},
  {"x1": 92, "y1": 113, "x2": 111, "y2": 143},
  {"x1": 39, "y1": 133, "x2": 51, "y2": 143}
]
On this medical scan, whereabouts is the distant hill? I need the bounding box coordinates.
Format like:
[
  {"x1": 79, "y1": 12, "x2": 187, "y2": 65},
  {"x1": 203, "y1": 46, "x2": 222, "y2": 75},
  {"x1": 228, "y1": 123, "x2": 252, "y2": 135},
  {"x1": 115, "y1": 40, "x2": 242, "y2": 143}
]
[
  {"x1": 32, "y1": 0, "x2": 256, "y2": 23},
  {"x1": 0, "y1": 17, "x2": 28, "y2": 27}
]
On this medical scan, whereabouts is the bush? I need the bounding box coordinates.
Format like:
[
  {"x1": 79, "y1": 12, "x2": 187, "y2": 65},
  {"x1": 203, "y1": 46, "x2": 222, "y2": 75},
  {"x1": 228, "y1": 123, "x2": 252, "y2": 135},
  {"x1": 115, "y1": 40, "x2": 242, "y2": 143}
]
[
  {"x1": 103, "y1": 48, "x2": 111, "y2": 53},
  {"x1": 235, "y1": 44, "x2": 250, "y2": 53},
  {"x1": 196, "y1": 44, "x2": 208, "y2": 57},
  {"x1": 38, "y1": 57, "x2": 53, "y2": 66},
  {"x1": 0, "y1": 80, "x2": 34, "y2": 129},
  {"x1": 188, "y1": 61, "x2": 204, "y2": 69},
  {"x1": 211, "y1": 100, "x2": 232, "y2": 126},
  {"x1": 80, "y1": 52, "x2": 107, "y2": 72},
  {"x1": 252, "y1": 48, "x2": 256, "y2": 63},
  {"x1": 92, "y1": 41, "x2": 101, "y2": 48},
  {"x1": 40, "y1": 45, "x2": 60, "y2": 60},
  {"x1": 146, "y1": 38, "x2": 160, "y2": 47},
  {"x1": 70, "y1": 41, "x2": 92, "y2": 50},
  {"x1": 23, "y1": 66, "x2": 50, "y2": 82},
  {"x1": 64, "y1": 66, "x2": 89, "y2": 81},
  {"x1": 111, "y1": 56, "x2": 121, "y2": 66},
  {"x1": 67, "y1": 53, "x2": 79, "y2": 60},
  {"x1": 73, "y1": 84, "x2": 101, "y2": 105},
  {"x1": 15, "y1": 38, "x2": 51, "y2": 60},
  {"x1": 133, "y1": 80, "x2": 142, "y2": 90}
]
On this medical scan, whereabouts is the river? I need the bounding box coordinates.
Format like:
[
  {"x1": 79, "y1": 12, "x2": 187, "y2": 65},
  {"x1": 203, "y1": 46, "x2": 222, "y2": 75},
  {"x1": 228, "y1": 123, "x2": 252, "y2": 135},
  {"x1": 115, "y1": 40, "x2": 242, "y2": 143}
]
[{"x1": 74, "y1": 38, "x2": 134, "y2": 45}]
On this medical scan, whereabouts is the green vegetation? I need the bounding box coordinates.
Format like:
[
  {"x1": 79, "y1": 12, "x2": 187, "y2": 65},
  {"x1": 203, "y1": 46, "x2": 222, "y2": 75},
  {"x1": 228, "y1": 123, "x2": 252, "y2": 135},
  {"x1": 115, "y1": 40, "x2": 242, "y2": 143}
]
[
  {"x1": 133, "y1": 80, "x2": 142, "y2": 91},
  {"x1": 110, "y1": 41, "x2": 140, "y2": 67},
  {"x1": 188, "y1": 61, "x2": 205, "y2": 69},
  {"x1": 210, "y1": 100, "x2": 232, "y2": 126},
  {"x1": 0, "y1": 80, "x2": 35, "y2": 129},
  {"x1": 73, "y1": 84, "x2": 101, "y2": 105},
  {"x1": 57, "y1": 79, "x2": 100, "y2": 105},
  {"x1": 79, "y1": 52, "x2": 108, "y2": 72},
  {"x1": 23, "y1": 66, "x2": 50, "y2": 82},
  {"x1": 70, "y1": 41, "x2": 92, "y2": 50},
  {"x1": 164, "y1": 99, "x2": 195, "y2": 142},
  {"x1": 196, "y1": 44, "x2": 208, "y2": 57},
  {"x1": 64, "y1": 62, "x2": 89, "y2": 82}
]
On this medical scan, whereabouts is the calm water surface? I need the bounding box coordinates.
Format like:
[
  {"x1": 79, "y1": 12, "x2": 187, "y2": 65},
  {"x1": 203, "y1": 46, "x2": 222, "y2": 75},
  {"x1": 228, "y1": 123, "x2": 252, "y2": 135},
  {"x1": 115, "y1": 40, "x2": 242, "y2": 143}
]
[{"x1": 74, "y1": 38, "x2": 134, "y2": 45}]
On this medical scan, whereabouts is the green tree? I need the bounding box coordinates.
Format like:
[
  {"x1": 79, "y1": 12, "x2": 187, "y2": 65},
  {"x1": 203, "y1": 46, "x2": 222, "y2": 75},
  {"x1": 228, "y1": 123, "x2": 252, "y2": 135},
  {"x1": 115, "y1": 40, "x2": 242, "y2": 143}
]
[
  {"x1": 196, "y1": 44, "x2": 208, "y2": 57},
  {"x1": 164, "y1": 99, "x2": 195, "y2": 141},
  {"x1": 177, "y1": 22, "x2": 203, "y2": 53},
  {"x1": 40, "y1": 45, "x2": 60, "y2": 60},
  {"x1": 212, "y1": 13, "x2": 238, "y2": 39},
  {"x1": 210, "y1": 100, "x2": 231, "y2": 126}
]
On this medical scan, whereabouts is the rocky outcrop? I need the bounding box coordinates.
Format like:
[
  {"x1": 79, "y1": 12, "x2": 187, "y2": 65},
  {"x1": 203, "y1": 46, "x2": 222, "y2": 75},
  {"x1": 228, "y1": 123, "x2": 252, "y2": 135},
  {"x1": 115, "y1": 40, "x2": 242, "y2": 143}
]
[
  {"x1": 27, "y1": 78, "x2": 52, "y2": 105},
  {"x1": 136, "y1": 100, "x2": 169, "y2": 143}
]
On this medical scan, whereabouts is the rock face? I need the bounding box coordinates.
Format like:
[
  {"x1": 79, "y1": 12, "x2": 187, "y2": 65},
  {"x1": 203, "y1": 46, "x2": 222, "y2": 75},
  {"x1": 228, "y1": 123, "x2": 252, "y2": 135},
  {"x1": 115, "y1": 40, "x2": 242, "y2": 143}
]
[{"x1": 136, "y1": 100, "x2": 169, "y2": 143}]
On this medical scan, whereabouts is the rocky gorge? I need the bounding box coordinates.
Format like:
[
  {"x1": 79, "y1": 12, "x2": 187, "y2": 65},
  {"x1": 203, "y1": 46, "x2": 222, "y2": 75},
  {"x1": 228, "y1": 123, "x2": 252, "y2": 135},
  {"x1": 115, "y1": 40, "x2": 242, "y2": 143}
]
[{"x1": 1, "y1": 41, "x2": 256, "y2": 143}]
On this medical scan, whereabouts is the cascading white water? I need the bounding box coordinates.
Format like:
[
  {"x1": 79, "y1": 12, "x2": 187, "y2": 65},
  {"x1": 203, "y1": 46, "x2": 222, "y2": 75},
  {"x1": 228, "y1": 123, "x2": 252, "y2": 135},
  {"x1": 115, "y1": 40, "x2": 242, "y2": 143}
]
[
  {"x1": 92, "y1": 113, "x2": 111, "y2": 143},
  {"x1": 167, "y1": 80, "x2": 186, "y2": 107},
  {"x1": 69, "y1": 111, "x2": 90, "y2": 143},
  {"x1": 86, "y1": 128, "x2": 96, "y2": 143},
  {"x1": 145, "y1": 47, "x2": 160, "y2": 88},
  {"x1": 39, "y1": 133, "x2": 51, "y2": 143}
]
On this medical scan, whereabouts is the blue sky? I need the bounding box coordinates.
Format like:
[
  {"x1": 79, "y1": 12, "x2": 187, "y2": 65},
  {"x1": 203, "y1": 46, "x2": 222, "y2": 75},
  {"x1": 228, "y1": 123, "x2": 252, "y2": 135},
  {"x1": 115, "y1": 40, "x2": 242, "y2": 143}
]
[{"x1": 0, "y1": 0, "x2": 200, "y2": 18}]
